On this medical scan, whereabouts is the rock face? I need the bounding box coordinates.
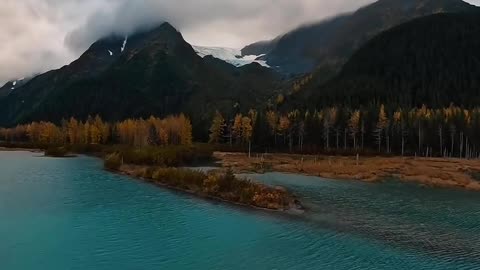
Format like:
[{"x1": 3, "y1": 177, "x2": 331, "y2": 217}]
[{"x1": 242, "y1": 0, "x2": 478, "y2": 75}]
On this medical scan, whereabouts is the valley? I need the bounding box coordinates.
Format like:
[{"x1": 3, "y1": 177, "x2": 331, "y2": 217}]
[{"x1": 2, "y1": 0, "x2": 480, "y2": 269}]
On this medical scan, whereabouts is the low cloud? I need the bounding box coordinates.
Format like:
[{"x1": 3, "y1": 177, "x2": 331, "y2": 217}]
[{"x1": 65, "y1": 0, "x2": 375, "y2": 53}]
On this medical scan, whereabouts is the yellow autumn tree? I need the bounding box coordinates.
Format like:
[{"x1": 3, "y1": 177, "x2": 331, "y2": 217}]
[
  {"x1": 67, "y1": 117, "x2": 81, "y2": 144},
  {"x1": 179, "y1": 114, "x2": 193, "y2": 145},
  {"x1": 266, "y1": 110, "x2": 278, "y2": 145},
  {"x1": 376, "y1": 104, "x2": 389, "y2": 152},
  {"x1": 232, "y1": 114, "x2": 243, "y2": 144},
  {"x1": 90, "y1": 115, "x2": 104, "y2": 144},
  {"x1": 241, "y1": 116, "x2": 253, "y2": 157},
  {"x1": 278, "y1": 116, "x2": 291, "y2": 145},
  {"x1": 209, "y1": 111, "x2": 225, "y2": 144},
  {"x1": 348, "y1": 110, "x2": 361, "y2": 149}
]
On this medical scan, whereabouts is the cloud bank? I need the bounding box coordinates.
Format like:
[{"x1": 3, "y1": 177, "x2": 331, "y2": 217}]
[{"x1": 1, "y1": 0, "x2": 479, "y2": 84}]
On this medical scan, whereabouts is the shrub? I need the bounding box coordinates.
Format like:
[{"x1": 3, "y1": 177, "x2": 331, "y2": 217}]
[
  {"x1": 103, "y1": 144, "x2": 214, "y2": 167},
  {"x1": 45, "y1": 146, "x2": 69, "y2": 157},
  {"x1": 121, "y1": 166, "x2": 295, "y2": 210},
  {"x1": 104, "y1": 153, "x2": 122, "y2": 170}
]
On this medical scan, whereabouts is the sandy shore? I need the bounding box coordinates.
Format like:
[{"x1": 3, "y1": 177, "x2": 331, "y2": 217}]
[{"x1": 215, "y1": 152, "x2": 480, "y2": 192}]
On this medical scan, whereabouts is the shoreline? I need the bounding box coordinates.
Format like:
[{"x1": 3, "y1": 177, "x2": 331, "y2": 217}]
[
  {"x1": 215, "y1": 152, "x2": 480, "y2": 192},
  {"x1": 2, "y1": 147, "x2": 480, "y2": 192},
  {"x1": 115, "y1": 164, "x2": 304, "y2": 214},
  {"x1": 0, "y1": 147, "x2": 78, "y2": 158},
  {"x1": 0, "y1": 147, "x2": 304, "y2": 214},
  {"x1": 0, "y1": 147, "x2": 42, "y2": 153}
]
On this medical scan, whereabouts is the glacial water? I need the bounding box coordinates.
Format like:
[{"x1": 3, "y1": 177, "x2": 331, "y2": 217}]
[{"x1": 1, "y1": 151, "x2": 480, "y2": 270}]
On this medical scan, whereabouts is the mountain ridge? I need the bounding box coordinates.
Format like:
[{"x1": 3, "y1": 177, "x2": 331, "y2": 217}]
[
  {"x1": 243, "y1": 0, "x2": 478, "y2": 75},
  {"x1": 283, "y1": 12, "x2": 480, "y2": 110},
  {"x1": 0, "y1": 22, "x2": 281, "y2": 139}
]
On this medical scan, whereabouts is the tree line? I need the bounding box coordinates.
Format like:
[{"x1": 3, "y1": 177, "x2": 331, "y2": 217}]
[
  {"x1": 0, "y1": 115, "x2": 192, "y2": 147},
  {"x1": 209, "y1": 104, "x2": 480, "y2": 159},
  {"x1": 3, "y1": 104, "x2": 480, "y2": 159}
]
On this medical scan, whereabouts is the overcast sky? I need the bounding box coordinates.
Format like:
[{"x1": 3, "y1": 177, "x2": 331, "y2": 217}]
[{"x1": 1, "y1": 0, "x2": 480, "y2": 84}]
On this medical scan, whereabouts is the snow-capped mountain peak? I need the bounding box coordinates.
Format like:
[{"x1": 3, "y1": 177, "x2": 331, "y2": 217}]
[{"x1": 192, "y1": 45, "x2": 269, "y2": 68}]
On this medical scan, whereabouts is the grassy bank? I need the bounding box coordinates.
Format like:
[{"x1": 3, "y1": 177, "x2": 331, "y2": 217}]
[
  {"x1": 0, "y1": 142, "x2": 301, "y2": 212},
  {"x1": 106, "y1": 156, "x2": 301, "y2": 211},
  {"x1": 216, "y1": 152, "x2": 480, "y2": 192}
]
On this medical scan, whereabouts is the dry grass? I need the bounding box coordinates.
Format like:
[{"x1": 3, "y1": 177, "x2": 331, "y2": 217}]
[{"x1": 214, "y1": 152, "x2": 480, "y2": 191}]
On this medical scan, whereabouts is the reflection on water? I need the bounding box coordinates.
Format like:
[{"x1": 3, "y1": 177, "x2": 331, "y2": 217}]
[{"x1": 1, "y1": 151, "x2": 480, "y2": 270}]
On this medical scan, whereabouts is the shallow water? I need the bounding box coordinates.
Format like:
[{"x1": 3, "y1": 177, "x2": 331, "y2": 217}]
[{"x1": 1, "y1": 151, "x2": 480, "y2": 269}]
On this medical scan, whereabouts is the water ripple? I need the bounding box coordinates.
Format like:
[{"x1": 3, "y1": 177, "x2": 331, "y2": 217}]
[{"x1": 1, "y1": 152, "x2": 480, "y2": 269}]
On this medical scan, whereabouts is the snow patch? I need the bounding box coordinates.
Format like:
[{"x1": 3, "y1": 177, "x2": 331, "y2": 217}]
[
  {"x1": 192, "y1": 46, "x2": 270, "y2": 68},
  {"x1": 12, "y1": 81, "x2": 16, "y2": 86},
  {"x1": 108, "y1": 50, "x2": 113, "y2": 56},
  {"x1": 121, "y1": 36, "x2": 128, "y2": 52}
]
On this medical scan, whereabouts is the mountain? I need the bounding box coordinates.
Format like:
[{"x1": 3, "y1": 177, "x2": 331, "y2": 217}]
[
  {"x1": 295, "y1": 13, "x2": 480, "y2": 109},
  {"x1": 241, "y1": 38, "x2": 280, "y2": 58},
  {"x1": 0, "y1": 23, "x2": 281, "y2": 138},
  {"x1": 0, "y1": 77, "x2": 31, "y2": 98},
  {"x1": 193, "y1": 46, "x2": 269, "y2": 68},
  {"x1": 243, "y1": 0, "x2": 478, "y2": 75}
]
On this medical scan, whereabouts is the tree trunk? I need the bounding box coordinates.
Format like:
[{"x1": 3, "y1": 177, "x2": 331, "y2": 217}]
[
  {"x1": 465, "y1": 137, "x2": 469, "y2": 159},
  {"x1": 451, "y1": 133, "x2": 455, "y2": 158},
  {"x1": 386, "y1": 135, "x2": 390, "y2": 154},
  {"x1": 460, "y1": 132, "x2": 464, "y2": 158},
  {"x1": 418, "y1": 126, "x2": 422, "y2": 154},
  {"x1": 300, "y1": 136, "x2": 304, "y2": 152},
  {"x1": 361, "y1": 123, "x2": 365, "y2": 150},
  {"x1": 378, "y1": 136, "x2": 382, "y2": 153},
  {"x1": 439, "y1": 126, "x2": 443, "y2": 158},
  {"x1": 289, "y1": 132, "x2": 293, "y2": 153},
  {"x1": 326, "y1": 129, "x2": 329, "y2": 149},
  {"x1": 336, "y1": 130, "x2": 340, "y2": 150}
]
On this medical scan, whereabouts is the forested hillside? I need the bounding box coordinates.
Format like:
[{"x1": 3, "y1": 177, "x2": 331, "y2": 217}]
[
  {"x1": 303, "y1": 13, "x2": 480, "y2": 109},
  {"x1": 2, "y1": 4, "x2": 480, "y2": 155},
  {"x1": 242, "y1": 0, "x2": 477, "y2": 75}
]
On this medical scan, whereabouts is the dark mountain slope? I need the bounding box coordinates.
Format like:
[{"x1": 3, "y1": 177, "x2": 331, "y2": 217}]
[
  {"x1": 243, "y1": 0, "x2": 477, "y2": 75},
  {"x1": 241, "y1": 37, "x2": 280, "y2": 57},
  {"x1": 304, "y1": 13, "x2": 480, "y2": 108},
  {"x1": 0, "y1": 77, "x2": 32, "y2": 98},
  {"x1": 0, "y1": 23, "x2": 281, "y2": 138}
]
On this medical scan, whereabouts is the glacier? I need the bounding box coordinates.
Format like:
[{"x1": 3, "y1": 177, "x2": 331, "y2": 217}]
[{"x1": 192, "y1": 46, "x2": 269, "y2": 68}]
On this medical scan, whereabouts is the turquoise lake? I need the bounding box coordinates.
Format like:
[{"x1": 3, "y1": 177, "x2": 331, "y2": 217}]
[{"x1": 1, "y1": 151, "x2": 480, "y2": 269}]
